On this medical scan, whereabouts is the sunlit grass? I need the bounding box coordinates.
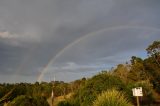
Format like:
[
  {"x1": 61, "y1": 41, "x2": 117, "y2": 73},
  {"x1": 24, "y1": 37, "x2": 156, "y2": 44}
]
[{"x1": 93, "y1": 88, "x2": 133, "y2": 106}]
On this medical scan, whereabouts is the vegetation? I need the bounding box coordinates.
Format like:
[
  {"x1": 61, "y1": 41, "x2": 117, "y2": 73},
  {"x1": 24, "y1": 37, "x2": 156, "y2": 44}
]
[
  {"x1": 69, "y1": 72, "x2": 125, "y2": 106},
  {"x1": 6, "y1": 95, "x2": 49, "y2": 106},
  {"x1": 57, "y1": 101, "x2": 72, "y2": 106},
  {"x1": 0, "y1": 40, "x2": 160, "y2": 106},
  {"x1": 93, "y1": 88, "x2": 133, "y2": 106}
]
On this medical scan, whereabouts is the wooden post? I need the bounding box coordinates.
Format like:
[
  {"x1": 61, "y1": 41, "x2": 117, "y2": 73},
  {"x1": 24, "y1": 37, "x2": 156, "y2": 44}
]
[{"x1": 136, "y1": 96, "x2": 140, "y2": 106}]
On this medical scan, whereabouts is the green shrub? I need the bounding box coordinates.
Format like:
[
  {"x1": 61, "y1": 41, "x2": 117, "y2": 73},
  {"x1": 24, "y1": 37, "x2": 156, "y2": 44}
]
[
  {"x1": 57, "y1": 101, "x2": 72, "y2": 106},
  {"x1": 126, "y1": 80, "x2": 155, "y2": 105},
  {"x1": 70, "y1": 72, "x2": 126, "y2": 106},
  {"x1": 93, "y1": 88, "x2": 133, "y2": 106},
  {"x1": 9, "y1": 95, "x2": 49, "y2": 106}
]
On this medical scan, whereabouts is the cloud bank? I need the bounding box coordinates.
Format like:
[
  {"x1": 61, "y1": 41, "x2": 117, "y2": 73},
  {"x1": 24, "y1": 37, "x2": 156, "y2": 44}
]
[{"x1": 0, "y1": 0, "x2": 160, "y2": 83}]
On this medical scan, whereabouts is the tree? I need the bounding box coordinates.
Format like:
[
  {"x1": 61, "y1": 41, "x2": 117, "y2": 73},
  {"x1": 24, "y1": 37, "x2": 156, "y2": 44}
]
[
  {"x1": 145, "y1": 41, "x2": 160, "y2": 92},
  {"x1": 146, "y1": 41, "x2": 160, "y2": 66},
  {"x1": 113, "y1": 64, "x2": 130, "y2": 84},
  {"x1": 144, "y1": 57, "x2": 160, "y2": 93},
  {"x1": 128, "y1": 56, "x2": 147, "y2": 82}
]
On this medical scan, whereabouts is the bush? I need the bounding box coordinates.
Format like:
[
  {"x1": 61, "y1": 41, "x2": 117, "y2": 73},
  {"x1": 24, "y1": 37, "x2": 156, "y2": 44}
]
[
  {"x1": 130, "y1": 80, "x2": 155, "y2": 105},
  {"x1": 8, "y1": 95, "x2": 49, "y2": 106},
  {"x1": 126, "y1": 80, "x2": 155, "y2": 105},
  {"x1": 57, "y1": 101, "x2": 72, "y2": 106},
  {"x1": 70, "y1": 72, "x2": 126, "y2": 106},
  {"x1": 93, "y1": 88, "x2": 133, "y2": 106}
]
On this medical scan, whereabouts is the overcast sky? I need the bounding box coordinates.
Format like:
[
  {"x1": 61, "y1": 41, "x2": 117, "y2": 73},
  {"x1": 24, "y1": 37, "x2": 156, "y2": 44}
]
[{"x1": 0, "y1": 0, "x2": 160, "y2": 83}]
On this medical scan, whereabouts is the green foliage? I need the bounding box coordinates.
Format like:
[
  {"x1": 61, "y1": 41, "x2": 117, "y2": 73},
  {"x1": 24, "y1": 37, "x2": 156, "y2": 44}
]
[
  {"x1": 31, "y1": 82, "x2": 52, "y2": 98},
  {"x1": 128, "y1": 56, "x2": 147, "y2": 82},
  {"x1": 93, "y1": 88, "x2": 133, "y2": 106},
  {"x1": 52, "y1": 81, "x2": 71, "y2": 97},
  {"x1": 8, "y1": 95, "x2": 49, "y2": 106},
  {"x1": 125, "y1": 80, "x2": 155, "y2": 105},
  {"x1": 135, "y1": 81, "x2": 154, "y2": 104},
  {"x1": 144, "y1": 41, "x2": 160, "y2": 93},
  {"x1": 146, "y1": 40, "x2": 160, "y2": 66},
  {"x1": 0, "y1": 88, "x2": 15, "y2": 105},
  {"x1": 0, "y1": 81, "x2": 74, "y2": 105},
  {"x1": 0, "y1": 84, "x2": 15, "y2": 102},
  {"x1": 70, "y1": 78, "x2": 86, "y2": 93},
  {"x1": 144, "y1": 57, "x2": 160, "y2": 93},
  {"x1": 9, "y1": 95, "x2": 35, "y2": 106},
  {"x1": 57, "y1": 101, "x2": 73, "y2": 106},
  {"x1": 70, "y1": 72, "x2": 125, "y2": 106},
  {"x1": 113, "y1": 64, "x2": 130, "y2": 84},
  {"x1": 146, "y1": 40, "x2": 160, "y2": 56}
]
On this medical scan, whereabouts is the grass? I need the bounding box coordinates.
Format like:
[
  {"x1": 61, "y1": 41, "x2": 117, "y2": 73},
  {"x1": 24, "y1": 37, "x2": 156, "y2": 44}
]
[{"x1": 93, "y1": 88, "x2": 133, "y2": 106}]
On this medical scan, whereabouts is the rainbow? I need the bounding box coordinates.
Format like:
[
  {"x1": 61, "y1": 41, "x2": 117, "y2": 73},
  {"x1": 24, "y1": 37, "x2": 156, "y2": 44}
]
[{"x1": 37, "y1": 25, "x2": 160, "y2": 82}]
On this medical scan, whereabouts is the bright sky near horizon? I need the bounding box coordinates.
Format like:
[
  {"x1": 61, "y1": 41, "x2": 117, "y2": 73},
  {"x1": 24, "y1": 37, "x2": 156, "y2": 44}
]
[{"x1": 0, "y1": 0, "x2": 160, "y2": 83}]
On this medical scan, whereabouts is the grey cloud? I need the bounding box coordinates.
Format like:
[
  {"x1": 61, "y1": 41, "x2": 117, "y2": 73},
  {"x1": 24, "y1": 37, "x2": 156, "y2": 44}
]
[
  {"x1": 46, "y1": 62, "x2": 104, "y2": 73},
  {"x1": 54, "y1": 29, "x2": 160, "y2": 63},
  {"x1": 0, "y1": 0, "x2": 160, "y2": 82}
]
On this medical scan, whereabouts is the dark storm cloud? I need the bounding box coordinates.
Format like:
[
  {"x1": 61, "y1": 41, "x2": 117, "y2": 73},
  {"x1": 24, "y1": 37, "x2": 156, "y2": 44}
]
[{"x1": 0, "y1": 0, "x2": 160, "y2": 83}]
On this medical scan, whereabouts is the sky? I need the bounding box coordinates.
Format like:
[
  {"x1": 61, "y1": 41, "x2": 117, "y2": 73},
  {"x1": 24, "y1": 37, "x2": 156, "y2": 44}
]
[{"x1": 0, "y1": 0, "x2": 160, "y2": 83}]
